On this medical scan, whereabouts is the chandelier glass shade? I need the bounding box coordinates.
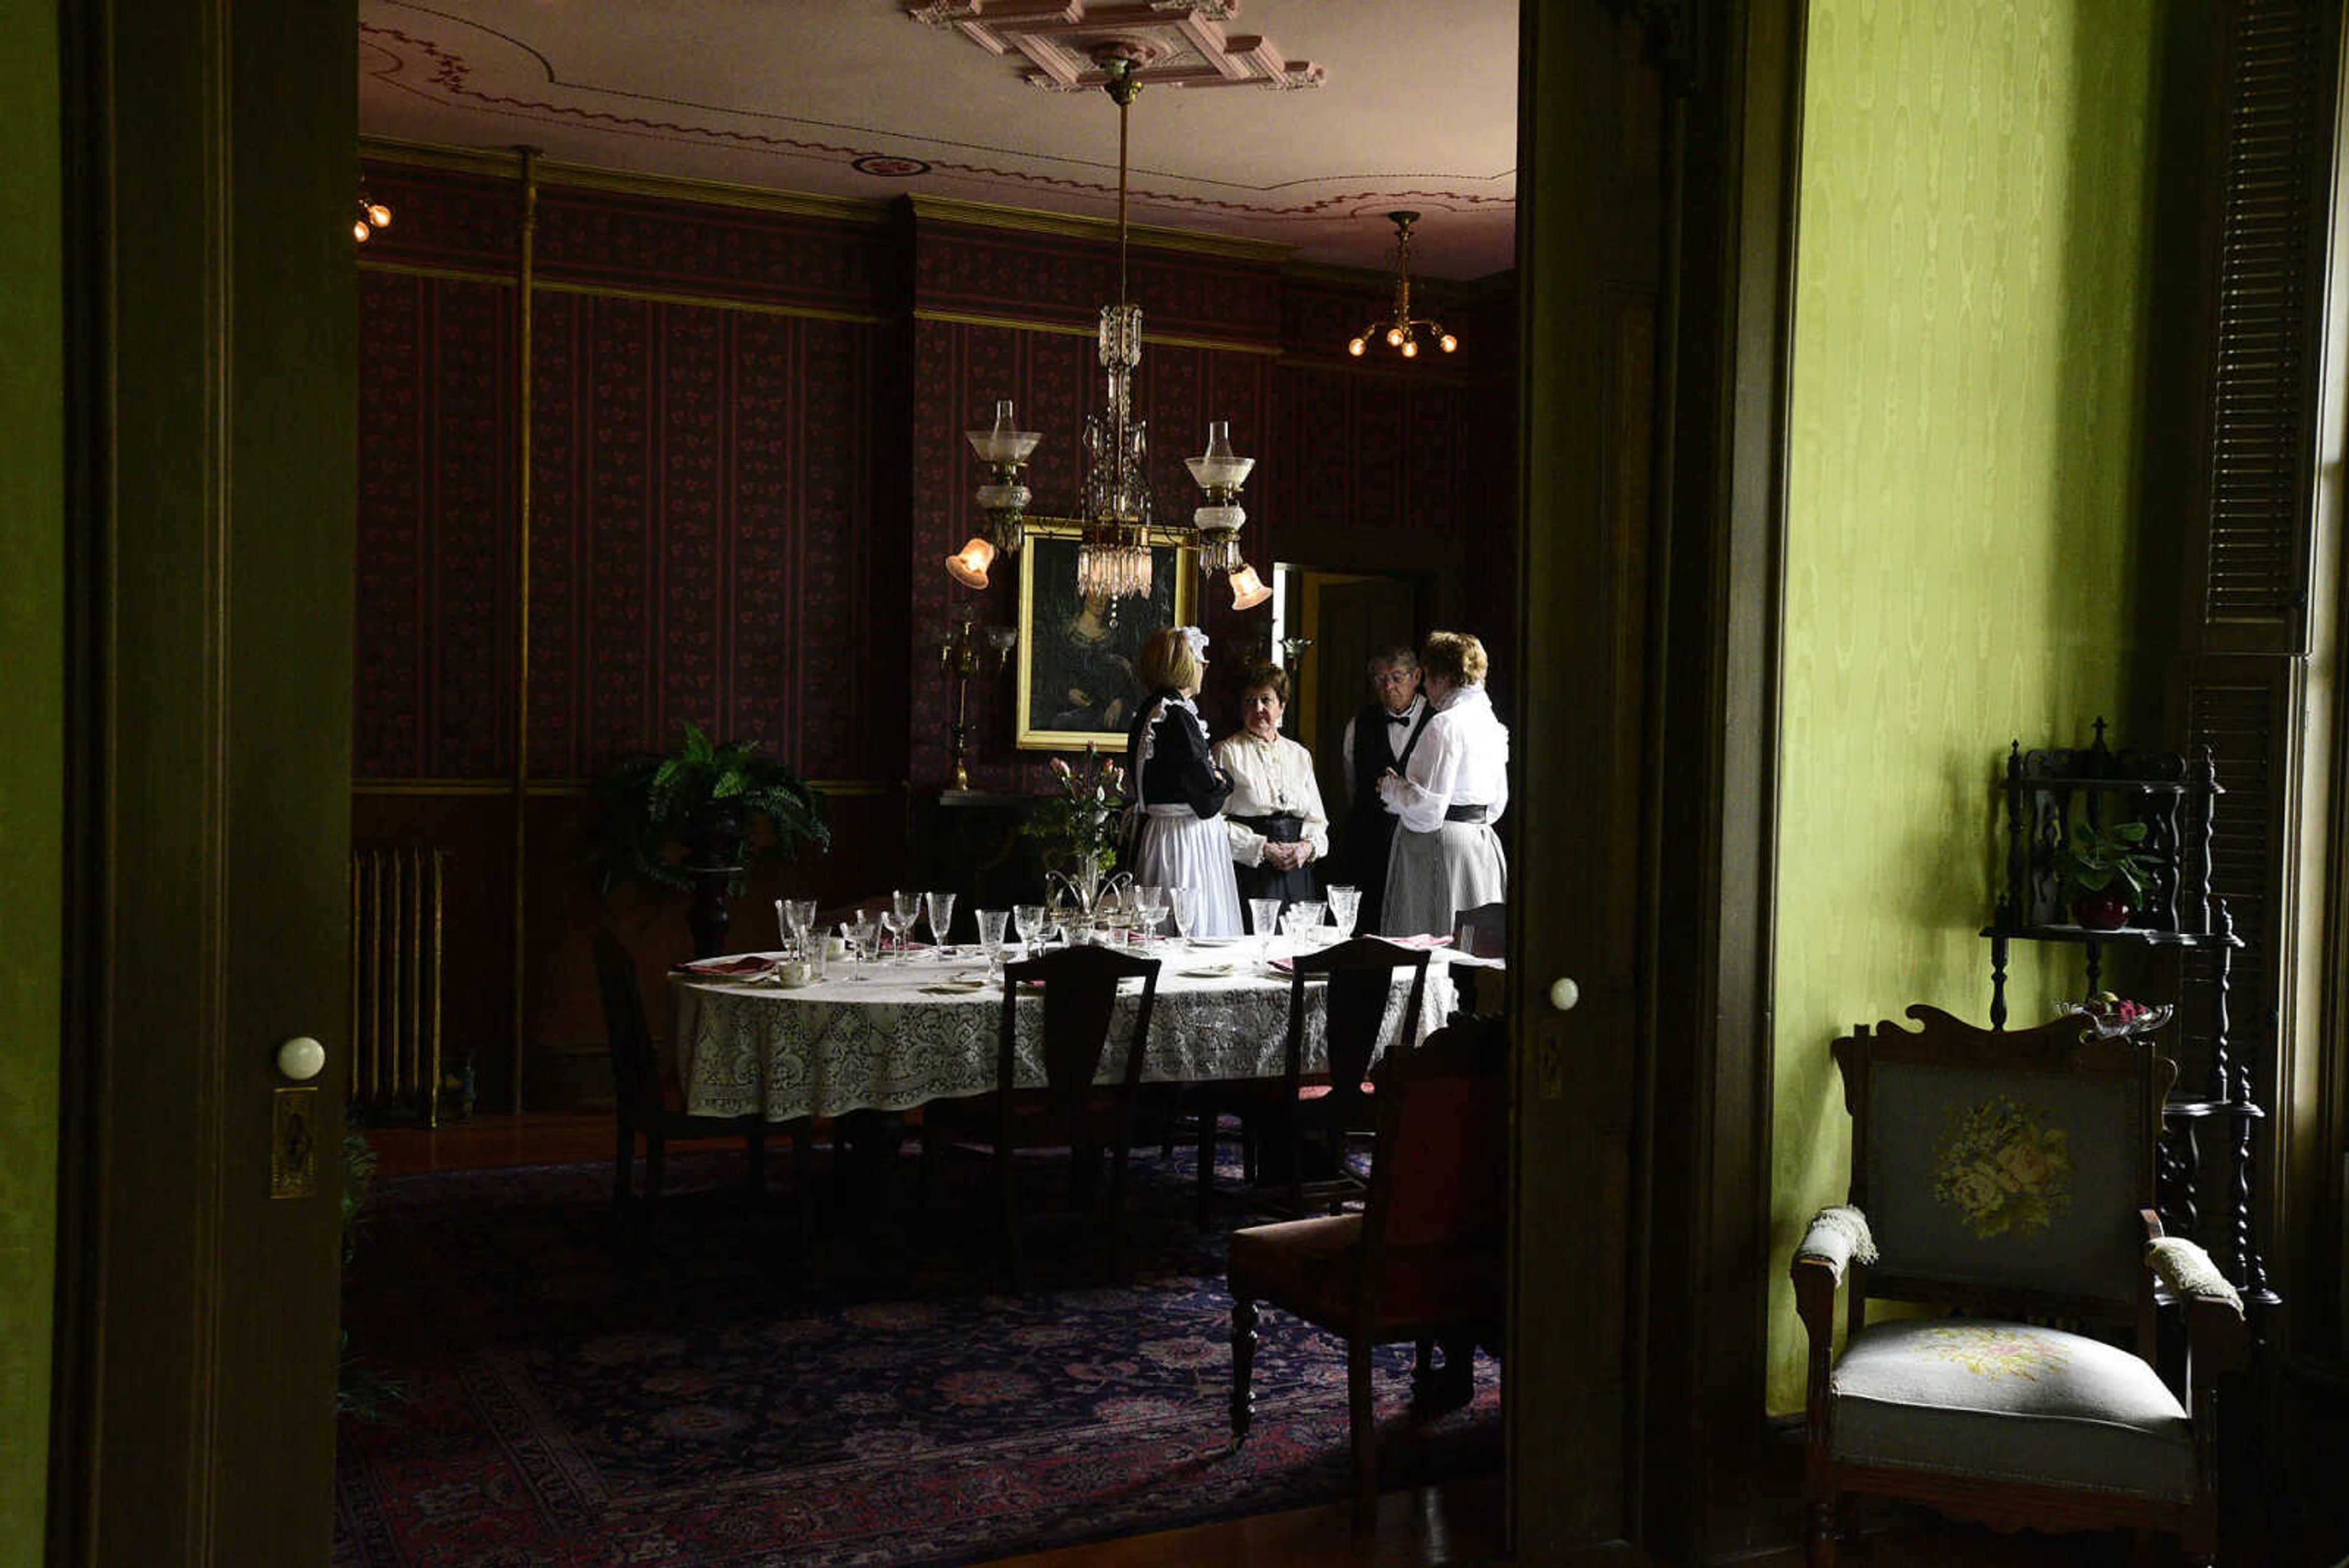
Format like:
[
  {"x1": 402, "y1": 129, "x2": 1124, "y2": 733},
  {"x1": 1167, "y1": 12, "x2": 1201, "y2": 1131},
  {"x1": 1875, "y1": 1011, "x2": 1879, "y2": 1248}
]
[
  {"x1": 1347, "y1": 211, "x2": 1457, "y2": 360},
  {"x1": 941, "y1": 51, "x2": 1267, "y2": 611}
]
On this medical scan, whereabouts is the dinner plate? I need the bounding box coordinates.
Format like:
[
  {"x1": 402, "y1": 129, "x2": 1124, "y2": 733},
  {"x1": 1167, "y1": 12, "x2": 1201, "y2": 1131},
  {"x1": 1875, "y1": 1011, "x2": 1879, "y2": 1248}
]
[
  {"x1": 1189, "y1": 936, "x2": 1243, "y2": 947},
  {"x1": 1179, "y1": 962, "x2": 1238, "y2": 979},
  {"x1": 918, "y1": 979, "x2": 989, "y2": 995}
]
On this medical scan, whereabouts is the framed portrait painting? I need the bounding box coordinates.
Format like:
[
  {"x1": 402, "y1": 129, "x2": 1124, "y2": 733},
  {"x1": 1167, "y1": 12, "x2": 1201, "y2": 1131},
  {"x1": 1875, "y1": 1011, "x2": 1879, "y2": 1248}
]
[{"x1": 1015, "y1": 520, "x2": 1196, "y2": 751}]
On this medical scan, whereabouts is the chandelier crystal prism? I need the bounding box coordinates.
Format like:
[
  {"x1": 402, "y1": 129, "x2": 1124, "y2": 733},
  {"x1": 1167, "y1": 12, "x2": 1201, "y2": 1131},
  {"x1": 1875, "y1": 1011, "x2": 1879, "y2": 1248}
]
[
  {"x1": 1347, "y1": 211, "x2": 1457, "y2": 360},
  {"x1": 943, "y1": 46, "x2": 1267, "y2": 611}
]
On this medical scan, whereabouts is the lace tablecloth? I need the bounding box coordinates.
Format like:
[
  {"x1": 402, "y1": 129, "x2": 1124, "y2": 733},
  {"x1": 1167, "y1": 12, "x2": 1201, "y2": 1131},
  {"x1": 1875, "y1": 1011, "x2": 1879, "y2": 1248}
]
[{"x1": 671, "y1": 937, "x2": 1458, "y2": 1123}]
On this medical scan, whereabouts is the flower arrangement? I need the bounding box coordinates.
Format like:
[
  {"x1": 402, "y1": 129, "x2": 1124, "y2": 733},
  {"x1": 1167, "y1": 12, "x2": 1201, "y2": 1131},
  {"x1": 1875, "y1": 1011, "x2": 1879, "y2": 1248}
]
[
  {"x1": 1931, "y1": 1093, "x2": 2074, "y2": 1240},
  {"x1": 1020, "y1": 748, "x2": 1127, "y2": 890},
  {"x1": 2058, "y1": 992, "x2": 2175, "y2": 1040}
]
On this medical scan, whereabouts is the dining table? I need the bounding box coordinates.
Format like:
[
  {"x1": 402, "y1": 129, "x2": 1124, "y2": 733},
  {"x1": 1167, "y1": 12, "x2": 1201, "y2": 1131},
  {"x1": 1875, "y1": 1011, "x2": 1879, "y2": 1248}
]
[{"x1": 669, "y1": 933, "x2": 1463, "y2": 1125}]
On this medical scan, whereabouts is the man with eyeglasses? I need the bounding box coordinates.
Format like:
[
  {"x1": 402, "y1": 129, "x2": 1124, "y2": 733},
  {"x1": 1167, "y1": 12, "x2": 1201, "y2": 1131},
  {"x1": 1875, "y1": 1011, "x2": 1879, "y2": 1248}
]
[{"x1": 1337, "y1": 644, "x2": 1428, "y2": 938}]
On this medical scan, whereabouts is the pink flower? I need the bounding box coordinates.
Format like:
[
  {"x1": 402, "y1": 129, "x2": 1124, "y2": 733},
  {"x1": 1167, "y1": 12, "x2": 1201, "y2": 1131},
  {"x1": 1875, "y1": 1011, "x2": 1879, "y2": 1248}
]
[{"x1": 1051, "y1": 757, "x2": 1072, "y2": 781}]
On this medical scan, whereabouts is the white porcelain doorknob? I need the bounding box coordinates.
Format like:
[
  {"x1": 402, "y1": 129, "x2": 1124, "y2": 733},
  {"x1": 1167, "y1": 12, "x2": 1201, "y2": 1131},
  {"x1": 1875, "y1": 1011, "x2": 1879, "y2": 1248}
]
[
  {"x1": 1547, "y1": 977, "x2": 1580, "y2": 1013},
  {"x1": 276, "y1": 1036, "x2": 326, "y2": 1082}
]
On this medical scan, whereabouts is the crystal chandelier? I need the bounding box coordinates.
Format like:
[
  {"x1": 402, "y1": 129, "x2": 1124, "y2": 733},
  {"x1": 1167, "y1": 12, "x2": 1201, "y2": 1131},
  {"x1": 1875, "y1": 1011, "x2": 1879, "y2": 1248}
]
[
  {"x1": 1347, "y1": 211, "x2": 1457, "y2": 360},
  {"x1": 944, "y1": 46, "x2": 1268, "y2": 612}
]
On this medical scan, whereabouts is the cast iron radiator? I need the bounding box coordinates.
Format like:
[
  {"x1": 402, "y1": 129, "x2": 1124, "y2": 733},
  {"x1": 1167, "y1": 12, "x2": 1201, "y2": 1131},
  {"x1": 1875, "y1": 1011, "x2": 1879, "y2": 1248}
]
[{"x1": 349, "y1": 847, "x2": 447, "y2": 1126}]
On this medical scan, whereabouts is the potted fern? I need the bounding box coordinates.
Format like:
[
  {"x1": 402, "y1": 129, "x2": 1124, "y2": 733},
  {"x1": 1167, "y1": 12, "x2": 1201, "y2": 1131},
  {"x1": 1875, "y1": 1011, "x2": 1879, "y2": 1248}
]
[
  {"x1": 2056, "y1": 818, "x2": 2159, "y2": 931},
  {"x1": 592, "y1": 724, "x2": 830, "y2": 955}
]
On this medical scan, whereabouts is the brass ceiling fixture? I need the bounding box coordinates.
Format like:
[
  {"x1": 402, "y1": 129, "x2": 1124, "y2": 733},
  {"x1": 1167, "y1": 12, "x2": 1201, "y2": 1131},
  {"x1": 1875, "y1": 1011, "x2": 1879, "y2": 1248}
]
[
  {"x1": 353, "y1": 187, "x2": 392, "y2": 243},
  {"x1": 1348, "y1": 211, "x2": 1456, "y2": 360},
  {"x1": 945, "y1": 45, "x2": 1269, "y2": 612}
]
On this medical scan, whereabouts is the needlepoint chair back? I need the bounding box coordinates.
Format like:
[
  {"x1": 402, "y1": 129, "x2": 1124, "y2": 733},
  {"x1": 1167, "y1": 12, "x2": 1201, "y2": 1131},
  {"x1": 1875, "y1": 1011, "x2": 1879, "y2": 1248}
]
[{"x1": 1838, "y1": 1004, "x2": 2175, "y2": 1336}]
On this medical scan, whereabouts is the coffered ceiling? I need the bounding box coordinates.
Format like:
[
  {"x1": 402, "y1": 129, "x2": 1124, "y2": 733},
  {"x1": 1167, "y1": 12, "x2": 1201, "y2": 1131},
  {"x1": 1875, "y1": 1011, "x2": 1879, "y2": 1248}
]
[{"x1": 357, "y1": 1, "x2": 1520, "y2": 278}]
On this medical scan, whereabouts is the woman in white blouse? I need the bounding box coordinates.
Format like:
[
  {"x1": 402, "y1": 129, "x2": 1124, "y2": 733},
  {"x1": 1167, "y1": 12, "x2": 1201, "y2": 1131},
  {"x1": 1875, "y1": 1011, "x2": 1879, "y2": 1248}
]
[
  {"x1": 1211, "y1": 663, "x2": 1330, "y2": 931},
  {"x1": 1376, "y1": 631, "x2": 1507, "y2": 938}
]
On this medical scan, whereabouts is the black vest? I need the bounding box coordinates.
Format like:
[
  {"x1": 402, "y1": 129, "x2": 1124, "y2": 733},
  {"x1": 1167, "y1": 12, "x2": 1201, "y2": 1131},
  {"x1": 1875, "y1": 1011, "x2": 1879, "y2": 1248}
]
[{"x1": 1345, "y1": 699, "x2": 1430, "y2": 875}]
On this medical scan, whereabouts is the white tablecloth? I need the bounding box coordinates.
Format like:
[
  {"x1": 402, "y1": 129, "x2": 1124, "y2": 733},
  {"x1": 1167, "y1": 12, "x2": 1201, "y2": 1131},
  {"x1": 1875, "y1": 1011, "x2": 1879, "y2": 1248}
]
[{"x1": 670, "y1": 936, "x2": 1458, "y2": 1123}]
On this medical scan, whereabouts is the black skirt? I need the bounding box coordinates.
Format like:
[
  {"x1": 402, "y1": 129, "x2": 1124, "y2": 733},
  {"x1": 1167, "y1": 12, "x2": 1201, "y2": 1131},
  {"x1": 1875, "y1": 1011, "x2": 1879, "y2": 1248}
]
[{"x1": 1231, "y1": 812, "x2": 1316, "y2": 926}]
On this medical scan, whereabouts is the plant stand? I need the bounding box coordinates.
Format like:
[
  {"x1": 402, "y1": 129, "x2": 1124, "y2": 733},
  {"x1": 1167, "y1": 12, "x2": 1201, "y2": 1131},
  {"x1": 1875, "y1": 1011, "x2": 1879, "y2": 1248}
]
[{"x1": 1983, "y1": 723, "x2": 2277, "y2": 1311}]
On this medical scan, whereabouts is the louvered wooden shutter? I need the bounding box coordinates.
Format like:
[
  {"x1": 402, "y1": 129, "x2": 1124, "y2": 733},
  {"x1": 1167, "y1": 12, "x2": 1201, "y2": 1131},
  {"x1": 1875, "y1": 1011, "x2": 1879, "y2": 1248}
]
[{"x1": 2170, "y1": 0, "x2": 2337, "y2": 1207}]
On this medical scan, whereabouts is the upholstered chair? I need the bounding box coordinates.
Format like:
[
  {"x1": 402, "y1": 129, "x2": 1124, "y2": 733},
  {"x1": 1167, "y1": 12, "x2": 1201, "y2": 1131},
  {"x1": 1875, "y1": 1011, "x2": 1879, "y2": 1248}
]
[{"x1": 1792, "y1": 1005, "x2": 2248, "y2": 1566}]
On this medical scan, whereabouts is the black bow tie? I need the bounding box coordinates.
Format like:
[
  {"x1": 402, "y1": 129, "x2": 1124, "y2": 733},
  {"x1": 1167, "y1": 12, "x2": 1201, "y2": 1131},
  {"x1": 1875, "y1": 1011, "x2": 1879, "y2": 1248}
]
[{"x1": 1385, "y1": 710, "x2": 1413, "y2": 726}]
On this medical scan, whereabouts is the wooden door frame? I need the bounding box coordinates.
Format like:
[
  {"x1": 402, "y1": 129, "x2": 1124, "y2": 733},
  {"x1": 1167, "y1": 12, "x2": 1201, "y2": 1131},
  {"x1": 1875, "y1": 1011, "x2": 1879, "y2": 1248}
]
[{"x1": 1505, "y1": 0, "x2": 1802, "y2": 1558}]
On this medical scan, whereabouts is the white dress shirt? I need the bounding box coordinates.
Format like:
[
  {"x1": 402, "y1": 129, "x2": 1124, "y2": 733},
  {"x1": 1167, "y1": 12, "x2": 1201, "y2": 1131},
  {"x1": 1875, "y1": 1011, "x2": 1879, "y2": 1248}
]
[
  {"x1": 1340, "y1": 693, "x2": 1427, "y2": 802},
  {"x1": 1212, "y1": 730, "x2": 1332, "y2": 866},
  {"x1": 1375, "y1": 684, "x2": 1509, "y2": 833}
]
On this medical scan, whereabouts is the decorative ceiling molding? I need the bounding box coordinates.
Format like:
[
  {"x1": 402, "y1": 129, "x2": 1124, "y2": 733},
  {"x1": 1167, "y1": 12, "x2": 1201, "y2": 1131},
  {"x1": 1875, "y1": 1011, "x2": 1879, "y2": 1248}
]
[{"x1": 905, "y1": 1, "x2": 1324, "y2": 92}]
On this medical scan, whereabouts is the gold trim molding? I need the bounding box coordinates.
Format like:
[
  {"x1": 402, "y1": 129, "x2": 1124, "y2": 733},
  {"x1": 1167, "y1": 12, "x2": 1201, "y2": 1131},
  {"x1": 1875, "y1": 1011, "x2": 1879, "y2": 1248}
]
[
  {"x1": 357, "y1": 258, "x2": 886, "y2": 325},
  {"x1": 907, "y1": 193, "x2": 1292, "y2": 265},
  {"x1": 914, "y1": 308, "x2": 1280, "y2": 357},
  {"x1": 360, "y1": 135, "x2": 889, "y2": 226},
  {"x1": 355, "y1": 778, "x2": 906, "y2": 798}
]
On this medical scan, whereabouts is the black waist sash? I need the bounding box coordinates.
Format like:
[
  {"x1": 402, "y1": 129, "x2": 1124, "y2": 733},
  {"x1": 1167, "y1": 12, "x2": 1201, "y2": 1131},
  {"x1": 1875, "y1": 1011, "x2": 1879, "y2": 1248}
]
[
  {"x1": 1231, "y1": 811, "x2": 1305, "y2": 842},
  {"x1": 1444, "y1": 803, "x2": 1491, "y2": 824}
]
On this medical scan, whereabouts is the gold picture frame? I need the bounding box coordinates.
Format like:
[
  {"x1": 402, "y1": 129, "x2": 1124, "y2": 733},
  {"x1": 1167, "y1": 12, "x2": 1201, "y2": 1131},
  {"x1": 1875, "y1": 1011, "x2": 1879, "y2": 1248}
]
[{"x1": 1015, "y1": 519, "x2": 1197, "y2": 752}]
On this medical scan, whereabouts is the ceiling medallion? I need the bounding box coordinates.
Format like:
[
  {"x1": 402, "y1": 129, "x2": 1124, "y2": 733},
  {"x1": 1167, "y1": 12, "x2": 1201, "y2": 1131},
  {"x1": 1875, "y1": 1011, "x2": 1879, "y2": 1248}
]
[{"x1": 906, "y1": 2, "x2": 1324, "y2": 92}]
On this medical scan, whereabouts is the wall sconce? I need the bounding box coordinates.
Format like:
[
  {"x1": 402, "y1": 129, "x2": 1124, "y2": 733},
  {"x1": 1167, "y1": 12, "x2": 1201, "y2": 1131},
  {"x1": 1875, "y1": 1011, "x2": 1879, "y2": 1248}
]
[{"x1": 940, "y1": 617, "x2": 1018, "y2": 790}]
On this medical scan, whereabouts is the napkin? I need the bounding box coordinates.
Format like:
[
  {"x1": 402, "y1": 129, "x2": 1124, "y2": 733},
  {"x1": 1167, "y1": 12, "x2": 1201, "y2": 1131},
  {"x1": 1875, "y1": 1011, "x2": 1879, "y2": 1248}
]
[{"x1": 674, "y1": 954, "x2": 774, "y2": 977}]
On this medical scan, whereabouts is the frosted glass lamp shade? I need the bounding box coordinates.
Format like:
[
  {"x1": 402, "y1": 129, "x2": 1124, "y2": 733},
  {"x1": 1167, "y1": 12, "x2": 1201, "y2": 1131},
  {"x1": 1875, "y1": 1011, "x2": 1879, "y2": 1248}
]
[
  {"x1": 967, "y1": 399, "x2": 1041, "y2": 466},
  {"x1": 945, "y1": 537, "x2": 996, "y2": 589},
  {"x1": 1227, "y1": 564, "x2": 1272, "y2": 611}
]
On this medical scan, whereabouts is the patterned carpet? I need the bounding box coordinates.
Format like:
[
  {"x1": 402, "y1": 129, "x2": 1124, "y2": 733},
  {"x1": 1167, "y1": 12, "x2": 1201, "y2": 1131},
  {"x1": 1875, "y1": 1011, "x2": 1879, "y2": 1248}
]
[{"x1": 333, "y1": 1136, "x2": 1500, "y2": 1567}]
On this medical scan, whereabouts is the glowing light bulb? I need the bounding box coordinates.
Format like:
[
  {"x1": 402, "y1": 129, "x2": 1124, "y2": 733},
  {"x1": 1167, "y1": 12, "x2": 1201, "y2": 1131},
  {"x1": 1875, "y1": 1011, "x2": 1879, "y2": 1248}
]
[
  {"x1": 1385, "y1": 326, "x2": 1405, "y2": 348},
  {"x1": 1401, "y1": 338, "x2": 1419, "y2": 359},
  {"x1": 367, "y1": 203, "x2": 393, "y2": 229},
  {"x1": 1439, "y1": 333, "x2": 1458, "y2": 353},
  {"x1": 1347, "y1": 338, "x2": 1366, "y2": 357},
  {"x1": 352, "y1": 218, "x2": 373, "y2": 242}
]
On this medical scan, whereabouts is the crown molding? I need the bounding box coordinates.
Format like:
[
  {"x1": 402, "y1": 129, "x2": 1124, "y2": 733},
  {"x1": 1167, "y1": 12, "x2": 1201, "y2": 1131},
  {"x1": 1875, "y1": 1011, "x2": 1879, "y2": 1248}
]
[
  {"x1": 904, "y1": 193, "x2": 1293, "y2": 265},
  {"x1": 358, "y1": 135, "x2": 891, "y2": 225}
]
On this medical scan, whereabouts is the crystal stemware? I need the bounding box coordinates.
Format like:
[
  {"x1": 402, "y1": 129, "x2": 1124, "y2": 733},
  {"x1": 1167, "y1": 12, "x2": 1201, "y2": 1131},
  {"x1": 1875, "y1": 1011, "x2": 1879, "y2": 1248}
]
[
  {"x1": 841, "y1": 914, "x2": 880, "y2": 981},
  {"x1": 1325, "y1": 885, "x2": 1361, "y2": 939},
  {"x1": 924, "y1": 890, "x2": 957, "y2": 953},
  {"x1": 1133, "y1": 883, "x2": 1169, "y2": 946},
  {"x1": 1280, "y1": 901, "x2": 1327, "y2": 944},
  {"x1": 890, "y1": 889, "x2": 922, "y2": 953},
  {"x1": 976, "y1": 908, "x2": 1010, "y2": 979},
  {"x1": 1248, "y1": 896, "x2": 1284, "y2": 960},
  {"x1": 1012, "y1": 902, "x2": 1051, "y2": 959},
  {"x1": 1166, "y1": 885, "x2": 1197, "y2": 944}
]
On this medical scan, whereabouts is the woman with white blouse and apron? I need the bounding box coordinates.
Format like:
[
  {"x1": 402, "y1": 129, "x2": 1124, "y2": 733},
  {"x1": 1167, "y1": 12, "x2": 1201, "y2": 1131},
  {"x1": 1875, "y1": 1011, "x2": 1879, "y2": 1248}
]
[
  {"x1": 1212, "y1": 662, "x2": 1330, "y2": 931},
  {"x1": 1124, "y1": 626, "x2": 1245, "y2": 938},
  {"x1": 1377, "y1": 630, "x2": 1508, "y2": 939}
]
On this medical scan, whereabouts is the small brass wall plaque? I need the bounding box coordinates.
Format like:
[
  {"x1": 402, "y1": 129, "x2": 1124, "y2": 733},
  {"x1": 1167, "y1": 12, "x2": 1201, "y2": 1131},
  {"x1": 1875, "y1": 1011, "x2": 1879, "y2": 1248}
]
[{"x1": 272, "y1": 1087, "x2": 320, "y2": 1199}]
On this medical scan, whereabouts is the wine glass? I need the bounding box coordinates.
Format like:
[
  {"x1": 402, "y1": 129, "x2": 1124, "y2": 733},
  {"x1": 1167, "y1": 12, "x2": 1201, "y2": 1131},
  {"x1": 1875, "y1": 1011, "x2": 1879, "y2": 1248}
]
[
  {"x1": 841, "y1": 914, "x2": 880, "y2": 981},
  {"x1": 976, "y1": 908, "x2": 1010, "y2": 979},
  {"x1": 1166, "y1": 885, "x2": 1197, "y2": 944},
  {"x1": 1130, "y1": 883, "x2": 1167, "y2": 946},
  {"x1": 1012, "y1": 902, "x2": 1052, "y2": 959},
  {"x1": 1326, "y1": 885, "x2": 1361, "y2": 939},
  {"x1": 1280, "y1": 900, "x2": 1327, "y2": 944},
  {"x1": 781, "y1": 897, "x2": 818, "y2": 957},
  {"x1": 890, "y1": 889, "x2": 922, "y2": 953},
  {"x1": 1248, "y1": 897, "x2": 1284, "y2": 960},
  {"x1": 924, "y1": 890, "x2": 957, "y2": 953}
]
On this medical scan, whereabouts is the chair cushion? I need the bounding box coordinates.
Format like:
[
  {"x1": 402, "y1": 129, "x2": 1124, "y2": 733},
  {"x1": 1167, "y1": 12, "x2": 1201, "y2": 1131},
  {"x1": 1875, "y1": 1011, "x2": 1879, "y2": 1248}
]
[
  {"x1": 1228, "y1": 1215, "x2": 1499, "y2": 1334},
  {"x1": 1830, "y1": 1318, "x2": 2194, "y2": 1501}
]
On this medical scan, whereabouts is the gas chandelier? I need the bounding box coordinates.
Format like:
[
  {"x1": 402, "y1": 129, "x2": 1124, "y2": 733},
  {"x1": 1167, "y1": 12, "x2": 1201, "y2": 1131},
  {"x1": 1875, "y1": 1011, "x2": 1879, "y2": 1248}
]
[
  {"x1": 1347, "y1": 211, "x2": 1457, "y2": 360},
  {"x1": 944, "y1": 46, "x2": 1270, "y2": 612}
]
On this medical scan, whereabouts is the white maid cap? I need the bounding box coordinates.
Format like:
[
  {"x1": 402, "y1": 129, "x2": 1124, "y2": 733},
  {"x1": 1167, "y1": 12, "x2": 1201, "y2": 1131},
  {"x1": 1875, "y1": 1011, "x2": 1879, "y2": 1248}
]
[{"x1": 1175, "y1": 625, "x2": 1209, "y2": 660}]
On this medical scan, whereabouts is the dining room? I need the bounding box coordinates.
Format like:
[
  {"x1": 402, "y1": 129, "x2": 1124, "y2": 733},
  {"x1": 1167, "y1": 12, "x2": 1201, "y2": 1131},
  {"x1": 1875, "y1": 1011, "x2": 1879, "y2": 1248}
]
[{"x1": 340, "y1": 2, "x2": 1529, "y2": 1562}]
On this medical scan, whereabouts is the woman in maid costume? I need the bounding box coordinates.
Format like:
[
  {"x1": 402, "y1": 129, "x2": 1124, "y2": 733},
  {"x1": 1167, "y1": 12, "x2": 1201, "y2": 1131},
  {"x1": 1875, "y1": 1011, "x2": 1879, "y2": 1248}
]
[{"x1": 1123, "y1": 625, "x2": 1244, "y2": 937}]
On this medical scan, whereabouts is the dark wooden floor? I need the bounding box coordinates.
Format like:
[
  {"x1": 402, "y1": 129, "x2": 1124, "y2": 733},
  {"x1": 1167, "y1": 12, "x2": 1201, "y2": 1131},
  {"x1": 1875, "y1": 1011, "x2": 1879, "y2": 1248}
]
[{"x1": 361, "y1": 1115, "x2": 2337, "y2": 1568}]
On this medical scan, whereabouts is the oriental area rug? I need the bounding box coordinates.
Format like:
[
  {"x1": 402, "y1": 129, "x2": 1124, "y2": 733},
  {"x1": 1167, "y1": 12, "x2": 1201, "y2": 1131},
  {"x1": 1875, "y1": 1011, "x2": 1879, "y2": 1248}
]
[{"x1": 332, "y1": 1141, "x2": 1499, "y2": 1567}]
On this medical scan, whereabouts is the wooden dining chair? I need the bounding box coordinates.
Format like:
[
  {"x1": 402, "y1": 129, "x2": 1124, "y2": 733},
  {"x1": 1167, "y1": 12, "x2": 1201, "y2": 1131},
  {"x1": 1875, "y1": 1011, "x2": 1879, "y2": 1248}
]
[
  {"x1": 918, "y1": 944, "x2": 1161, "y2": 1293},
  {"x1": 1227, "y1": 1022, "x2": 1507, "y2": 1525},
  {"x1": 592, "y1": 930, "x2": 815, "y2": 1249},
  {"x1": 1194, "y1": 935, "x2": 1431, "y2": 1225}
]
